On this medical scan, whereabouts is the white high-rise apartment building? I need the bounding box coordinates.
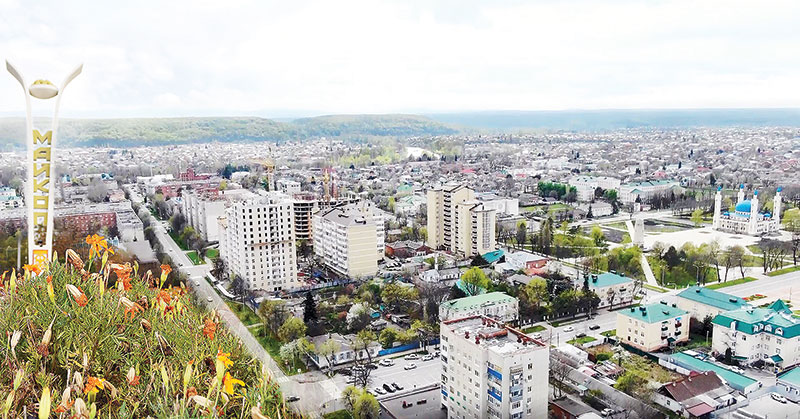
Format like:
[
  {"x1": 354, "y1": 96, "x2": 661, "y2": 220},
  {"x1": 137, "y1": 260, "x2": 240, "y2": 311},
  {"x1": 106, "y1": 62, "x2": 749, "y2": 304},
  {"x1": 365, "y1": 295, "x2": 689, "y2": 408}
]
[
  {"x1": 428, "y1": 184, "x2": 496, "y2": 257},
  {"x1": 313, "y1": 202, "x2": 384, "y2": 278},
  {"x1": 441, "y1": 316, "x2": 548, "y2": 419},
  {"x1": 218, "y1": 192, "x2": 297, "y2": 291}
]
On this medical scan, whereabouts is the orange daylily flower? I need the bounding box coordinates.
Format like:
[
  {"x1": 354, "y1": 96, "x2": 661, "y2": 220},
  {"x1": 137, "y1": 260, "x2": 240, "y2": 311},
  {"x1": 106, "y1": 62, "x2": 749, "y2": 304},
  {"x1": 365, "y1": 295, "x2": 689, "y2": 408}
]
[
  {"x1": 113, "y1": 263, "x2": 133, "y2": 291},
  {"x1": 203, "y1": 318, "x2": 217, "y2": 340},
  {"x1": 22, "y1": 264, "x2": 41, "y2": 276},
  {"x1": 217, "y1": 349, "x2": 233, "y2": 368},
  {"x1": 54, "y1": 400, "x2": 74, "y2": 414},
  {"x1": 160, "y1": 264, "x2": 172, "y2": 276},
  {"x1": 86, "y1": 234, "x2": 113, "y2": 259},
  {"x1": 120, "y1": 297, "x2": 145, "y2": 320},
  {"x1": 126, "y1": 367, "x2": 140, "y2": 386},
  {"x1": 222, "y1": 372, "x2": 245, "y2": 395},
  {"x1": 84, "y1": 376, "x2": 104, "y2": 394},
  {"x1": 65, "y1": 284, "x2": 88, "y2": 307}
]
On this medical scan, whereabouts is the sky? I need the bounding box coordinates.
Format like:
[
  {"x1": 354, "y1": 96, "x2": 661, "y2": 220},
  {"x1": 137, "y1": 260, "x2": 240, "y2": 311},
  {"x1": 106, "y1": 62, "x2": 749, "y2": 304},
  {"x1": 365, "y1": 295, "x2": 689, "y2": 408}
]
[{"x1": 0, "y1": 0, "x2": 799, "y2": 118}]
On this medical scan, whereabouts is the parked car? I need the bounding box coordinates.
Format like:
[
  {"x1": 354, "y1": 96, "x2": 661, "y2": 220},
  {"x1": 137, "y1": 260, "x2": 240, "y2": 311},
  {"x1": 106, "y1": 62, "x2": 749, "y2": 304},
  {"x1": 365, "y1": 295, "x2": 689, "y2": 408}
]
[
  {"x1": 367, "y1": 363, "x2": 379, "y2": 370},
  {"x1": 392, "y1": 382, "x2": 403, "y2": 391},
  {"x1": 379, "y1": 359, "x2": 394, "y2": 366},
  {"x1": 563, "y1": 326, "x2": 574, "y2": 332},
  {"x1": 531, "y1": 332, "x2": 543, "y2": 340},
  {"x1": 373, "y1": 387, "x2": 386, "y2": 395},
  {"x1": 589, "y1": 324, "x2": 600, "y2": 330},
  {"x1": 194, "y1": 279, "x2": 200, "y2": 286},
  {"x1": 422, "y1": 354, "x2": 435, "y2": 361},
  {"x1": 601, "y1": 408, "x2": 614, "y2": 416},
  {"x1": 771, "y1": 393, "x2": 788, "y2": 403},
  {"x1": 286, "y1": 396, "x2": 300, "y2": 403},
  {"x1": 206, "y1": 296, "x2": 213, "y2": 302},
  {"x1": 404, "y1": 354, "x2": 419, "y2": 360},
  {"x1": 345, "y1": 376, "x2": 356, "y2": 384},
  {"x1": 404, "y1": 363, "x2": 417, "y2": 370},
  {"x1": 383, "y1": 383, "x2": 396, "y2": 393}
]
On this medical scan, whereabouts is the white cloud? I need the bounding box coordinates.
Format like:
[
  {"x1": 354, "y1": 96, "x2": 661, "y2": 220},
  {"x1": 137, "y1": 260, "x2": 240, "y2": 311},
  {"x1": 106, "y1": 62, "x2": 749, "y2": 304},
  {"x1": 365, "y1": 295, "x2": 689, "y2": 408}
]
[{"x1": 0, "y1": 0, "x2": 797, "y2": 117}]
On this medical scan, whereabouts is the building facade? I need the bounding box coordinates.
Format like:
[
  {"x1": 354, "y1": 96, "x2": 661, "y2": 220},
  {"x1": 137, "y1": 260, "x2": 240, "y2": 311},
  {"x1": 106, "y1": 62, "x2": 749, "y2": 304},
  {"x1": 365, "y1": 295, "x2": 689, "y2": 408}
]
[
  {"x1": 586, "y1": 272, "x2": 634, "y2": 309},
  {"x1": 618, "y1": 180, "x2": 680, "y2": 204},
  {"x1": 312, "y1": 202, "x2": 384, "y2": 278},
  {"x1": 218, "y1": 192, "x2": 298, "y2": 292},
  {"x1": 676, "y1": 286, "x2": 749, "y2": 323},
  {"x1": 440, "y1": 316, "x2": 549, "y2": 419},
  {"x1": 568, "y1": 176, "x2": 621, "y2": 202},
  {"x1": 427, "y1": 184, "x2": 474, "y2": 251},
  {"x1": 0, "y1": 186, "x2": 23, "y2": 209},
  {"x1": 617, "y1": 302, "x2": 689, "y2": 352},
  {"x1": 712, "y1": 185, "x2": 782, "y2": 236},
  {"x1": 711, "y1": 300, "x2": 800, "y2": 369},
  {"x1": 439, "y1": 292, "x2": 519, "y2": 323}
]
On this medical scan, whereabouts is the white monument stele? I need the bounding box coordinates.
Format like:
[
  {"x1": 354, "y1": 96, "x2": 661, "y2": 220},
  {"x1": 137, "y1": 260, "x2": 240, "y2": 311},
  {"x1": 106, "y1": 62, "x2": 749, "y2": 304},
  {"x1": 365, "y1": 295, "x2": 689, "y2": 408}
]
[{"x1": 6, "y1": 60, "x2": 82, "y2": 273}]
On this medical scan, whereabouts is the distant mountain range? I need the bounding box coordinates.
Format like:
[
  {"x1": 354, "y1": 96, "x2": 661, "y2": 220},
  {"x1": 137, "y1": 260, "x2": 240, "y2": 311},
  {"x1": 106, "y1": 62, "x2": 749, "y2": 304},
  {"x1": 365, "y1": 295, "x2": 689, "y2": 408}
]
[{"x1": 0, "y1": 108, "x2": 798, "y2": 149}]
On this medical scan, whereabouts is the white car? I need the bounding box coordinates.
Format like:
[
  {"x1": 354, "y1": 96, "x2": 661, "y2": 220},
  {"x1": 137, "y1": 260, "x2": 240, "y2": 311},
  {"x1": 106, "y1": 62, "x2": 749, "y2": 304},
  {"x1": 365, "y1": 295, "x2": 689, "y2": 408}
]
[
  {"x1": 194, "y1": 280, "x2": 200, "y2": 286},
  {"x1": 771, "y1": 393, "x2": 787, "y2": 403},
  {"x1": 206, "y1": 296, "x2": 213, "y2": 302},
  {"x1": 404, "y1": 363, "x2": 417, "y2": 370},
  {"x1": 563, "y1": 326, "x2": 574, "y2": 332},
  {"x1": 531, "y1": 332, "x2": 543, "y2": 340},
  {"x1": 601, "y1": 408, "x2": 614, "y2": 416},
  {"x1": 422, "y1": 354, "x2": 435, "y2": 361},
  {"x1": 379, "y1": 359, "x2": 394, "y2": 367},
  {"x1": 404, "y1": 354, "x2": 420, "y2": 360}
]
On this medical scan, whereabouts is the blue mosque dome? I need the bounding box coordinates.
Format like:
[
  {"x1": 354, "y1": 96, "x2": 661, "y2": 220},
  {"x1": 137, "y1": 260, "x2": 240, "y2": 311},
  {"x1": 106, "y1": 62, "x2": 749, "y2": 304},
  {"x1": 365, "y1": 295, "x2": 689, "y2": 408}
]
[{"x1": 735, "y1": 200, "x2": 752, "y2": 213}]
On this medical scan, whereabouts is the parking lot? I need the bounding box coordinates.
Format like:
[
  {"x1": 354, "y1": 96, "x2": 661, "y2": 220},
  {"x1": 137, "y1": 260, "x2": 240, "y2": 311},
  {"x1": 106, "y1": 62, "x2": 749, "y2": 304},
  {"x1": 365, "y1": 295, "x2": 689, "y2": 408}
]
[
  {"x1": 331, "y1": 355, "x2": 441, "y2": 400},
  {"x1": 735, "y1": 392, "x2": 800, "y2": 417}
]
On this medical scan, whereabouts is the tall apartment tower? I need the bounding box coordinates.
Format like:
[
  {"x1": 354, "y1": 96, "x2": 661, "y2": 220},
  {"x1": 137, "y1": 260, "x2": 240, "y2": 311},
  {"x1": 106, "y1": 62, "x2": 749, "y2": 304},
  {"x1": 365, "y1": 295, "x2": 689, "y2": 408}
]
[
  {"x1": 440, "y1": 316, "x2": 549, "y2": 419},
  {"x1": 428, "y1": 185, "x2": 496, "y2": 257},
  {"x1": 312, "y1": 202, "x2": 384, "y2": 278},
  {"x1": 218, "y1": 192, "x2": 297, "y2": 291}
]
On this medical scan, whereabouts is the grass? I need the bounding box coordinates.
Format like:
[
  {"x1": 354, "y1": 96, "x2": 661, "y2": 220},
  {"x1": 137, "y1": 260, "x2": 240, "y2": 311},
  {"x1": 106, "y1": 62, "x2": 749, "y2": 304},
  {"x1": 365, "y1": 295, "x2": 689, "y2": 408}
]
[
  {"x1": 601, "y1": 330, "x2": 616, "y2": 337},
  {"x1": 568, "y1": 336, "x2": 597, "y2": 346},
  {"x1": 684, "y1": 332, "x2": 711, "y2": 349},
  {"x1": 706, "y1": 277, "x2": 758, "y2": 289},
  {"x1": 643, "y1": 283, "x2": 669, "y2": 293},
  {"x1": 522, "y1": 325, "x2": 546, "y2": 334},
  {"x1": 186, "y1": 250, "x2": 205, "y2": 265},
  {"x1": 227, "y1": 301, "x2": 262, "y2": 326},
  {"x1": 324, "y1": 410, "x2": 354, "y2": 419},
  {"x1": 206, "y1": 248, "x2": 219, "y2": 259},
  {"x1": 747, "y1": 245, "x2": 762, "y2": 255},
  {"x1": 767, "y1": 265, "x2": 800, "y2": 277},
  {"x1": 168, "y1": 230, "x2": 189, "y2": 250},
  {"x1": 605, "y1": 221, "x2": 628, "y2": 230}
]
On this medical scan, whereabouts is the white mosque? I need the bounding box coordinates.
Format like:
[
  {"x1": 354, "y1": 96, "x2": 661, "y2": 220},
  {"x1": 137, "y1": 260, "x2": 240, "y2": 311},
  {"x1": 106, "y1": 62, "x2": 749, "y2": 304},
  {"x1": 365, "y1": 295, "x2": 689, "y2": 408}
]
[{"x1": 713, "y1": 185, "x2": 782, "y2": 236}]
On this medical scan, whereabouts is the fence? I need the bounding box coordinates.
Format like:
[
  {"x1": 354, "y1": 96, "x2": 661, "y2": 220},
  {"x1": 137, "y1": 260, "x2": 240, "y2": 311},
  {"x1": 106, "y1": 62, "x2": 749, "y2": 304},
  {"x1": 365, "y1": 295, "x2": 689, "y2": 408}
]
[{"x1": 378, "y1": 338, "x2": 441, "y2": 357}]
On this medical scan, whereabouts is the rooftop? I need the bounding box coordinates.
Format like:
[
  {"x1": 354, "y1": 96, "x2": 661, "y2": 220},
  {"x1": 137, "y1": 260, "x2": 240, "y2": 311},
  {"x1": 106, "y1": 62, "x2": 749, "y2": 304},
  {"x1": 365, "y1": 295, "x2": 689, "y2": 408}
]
[
  {"x1": 778, "y1": 368, "x2": 800, "y2": 386},
  {"x1": 677, "y1": 286, "x2": 749, "y2": 312},
  {"x1": 443, "y1": 316, "x2": 545, "y2": 354},
  {"x1": 712, "y1": 300, "x2": 800, "y2": 338},
  {"x1": 618, "y1": 302, "x2": 688, "y2": 324},
  {"x1": 669, "y1": 352, "x2": 757, "y2": 392},
  {"x1": 588, "y1": 272, "x2": 632, "y2": 288},
  {"x1": 440, "y1": 292, "x2": 515, "y2": 312}
]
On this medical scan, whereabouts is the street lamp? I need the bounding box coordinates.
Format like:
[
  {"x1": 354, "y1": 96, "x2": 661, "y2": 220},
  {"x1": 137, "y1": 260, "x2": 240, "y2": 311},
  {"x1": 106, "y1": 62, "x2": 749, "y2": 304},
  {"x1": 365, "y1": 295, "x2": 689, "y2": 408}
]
[{"x1": 6, "y1": 60, "x2": 82, "y2": 272}]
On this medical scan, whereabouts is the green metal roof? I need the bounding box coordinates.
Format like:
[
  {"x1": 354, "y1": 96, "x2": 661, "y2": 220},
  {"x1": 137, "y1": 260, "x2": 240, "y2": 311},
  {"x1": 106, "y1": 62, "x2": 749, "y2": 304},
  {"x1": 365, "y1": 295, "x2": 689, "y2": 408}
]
[
  {"x1": 771, "y1": 355, "x2": 784, "y2": 363},
  {"x1": 778, "y1": 368, "x2": 800, "y2": 386},
  {"x1": 677, "y1": 286, "x2": 749, "y2": 312},
  {"x1": 618, "y1": 302, "x2": 688, "y2": 324},
  {"x1": 481, "y1": 250, "x2": 505, "y2": 264},
  {"x1": 441, "y1": 292, "x2": 513, "y2": 311},
  {"x1": 669, "y1": 352, "x2": 757, "y2": 392},
  {"x1": 589, "y1": 272, "x2": 633, "y2": 289},
  {"x1": 711, "y1": 300, "x2": 800, "y2": 338}
]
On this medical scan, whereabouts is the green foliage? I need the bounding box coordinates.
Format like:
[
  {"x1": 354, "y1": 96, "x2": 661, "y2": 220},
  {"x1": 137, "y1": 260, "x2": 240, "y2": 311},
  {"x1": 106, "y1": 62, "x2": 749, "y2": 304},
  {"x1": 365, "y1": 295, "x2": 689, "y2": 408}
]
[
  {"x1": 0, "y1": 259, "x2": 292, "y2": 418},
  {"x1": 537, "y1": 182, "x2": 577, "y2": 200},
  {"x1": 706, "y1": 277, "x2": 757, "y2": 289},
  {"x1": 691, "y1": 209, "x2": 705, "y2": 227},
  {"x1": 379, "y1": 328, "x2": 398, "y2": 348},
  {"x1": 341, "y1": 386, "x2": 380, "y2": 419},
  {"x1": 460, "y1": 267, "x2": 489, "y2": 296},
  {"x1": 278, "y1": 317, "x2": 307, "y2": 343}
]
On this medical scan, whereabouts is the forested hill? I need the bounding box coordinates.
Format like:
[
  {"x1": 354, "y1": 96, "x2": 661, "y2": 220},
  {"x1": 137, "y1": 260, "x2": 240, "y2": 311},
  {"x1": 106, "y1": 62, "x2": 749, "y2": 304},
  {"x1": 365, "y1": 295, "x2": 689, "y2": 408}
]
[{"x1": 0, "y1": 114, "x2": 458, "y2": 149}]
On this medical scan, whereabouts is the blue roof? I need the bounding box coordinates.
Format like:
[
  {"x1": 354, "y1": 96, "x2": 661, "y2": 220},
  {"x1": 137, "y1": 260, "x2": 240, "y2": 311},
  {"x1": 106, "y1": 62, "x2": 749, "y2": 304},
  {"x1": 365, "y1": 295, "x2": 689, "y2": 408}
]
[
  {"x1": 589, "y1": 272, "x2": 632, "y2": 288},
  {"x1": 677, "y1": 286, "x2": 749, "y2": 312},
  {"x1": 779, "y1": 368, "x2": 800, "y2": 386},
  {"x1": 735, "y1": 200, "x2": 751, "y2": 213},
  {"x1": 481, "y1": 249, "x2": 505, "y2": 264},
  {"x1": 618, "y1": 302, "x2": 688, "y2": 324},
  {"x1": 669, "y1": 352, "x2": 757, "y2": 392}
]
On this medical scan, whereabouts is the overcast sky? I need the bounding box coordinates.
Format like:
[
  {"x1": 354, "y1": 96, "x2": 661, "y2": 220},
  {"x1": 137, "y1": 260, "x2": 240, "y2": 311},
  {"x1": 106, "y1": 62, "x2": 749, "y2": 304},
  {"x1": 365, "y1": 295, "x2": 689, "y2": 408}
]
[{"x1": 1, "y1": 0, "x2": 798, "y2": 118}]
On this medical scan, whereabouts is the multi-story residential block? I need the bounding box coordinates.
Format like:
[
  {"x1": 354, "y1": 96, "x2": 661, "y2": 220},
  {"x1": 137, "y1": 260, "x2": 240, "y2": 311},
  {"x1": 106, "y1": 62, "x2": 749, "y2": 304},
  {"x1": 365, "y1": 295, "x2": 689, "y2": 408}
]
[
  {"x1": 291, "y1": 194, "x2": 359, "y2": 243},
  {"x1": 218, "y1": 192, "x2": 297, "y2": 291},
  {"x1": 711, "y1": 300, "x2": 800, "y2": 369},
  {"x1": 0, "y1": 187, "x2": 22, "y2": 209},
  {"x1": 182, "y1": 190, "x2": 227, "y2": 242},
  {"x1": 568, "y1": 176, "x2": 621, "y2": 202},
  {"x1": 439, "y1": 292, "x2": 519, "y2": 323},
  {"x1": 476, "y1": 193, "x2": 520, "y2": 216},
  {"x1": 585, "y1": 272, "x2": 633, "y2": 309},
  {"x1": 440, "y1": 316, "x2": 549, "y2": 419},
  {"x1": 676, "y1": 286, "x2": 749, "y2": 323},
  {"x1": 312, "y1": 202, "x2": 384, "y2": 278},
  {"x1": 277, "y1": 179, "x2": 301, "y2": 195},
  {"x1": 427, "y1": 184, "x2": 474, "y2": 251},
  {"x1": 617, "y1": 302, "x2": 689, "y2": 351},
  {"x1": 0, "y1": 201, "x2": 143, "y2": 242},
  {"x1": 454, "y1": 200, "x2": 496, "y2": 258}
]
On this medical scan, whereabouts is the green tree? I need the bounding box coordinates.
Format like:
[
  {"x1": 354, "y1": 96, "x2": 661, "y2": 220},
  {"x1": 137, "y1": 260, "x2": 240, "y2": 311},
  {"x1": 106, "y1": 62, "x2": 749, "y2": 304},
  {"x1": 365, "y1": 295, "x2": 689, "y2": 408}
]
[
  {"x1": 379, "y1": 328, "x2": 399, "y2": 348},
  {"x1": 691, "y1": 209, "x2": 704, "y2": 227},
  {"x1": 516, "y1": 221, "x2": 528, "y2": 250},
  {"x1": 381, "y1": 282, "x2": 418, "y2": 312},
  {"x1": 522, "y1": 277, "x2": 549, "y2": 310},
  {"x1": 460, "y1": 267, "x2": 489, "y2": 296},
  {"x1": 315, "y1": 339, "x2": 341, "y2": 376},
  {"x1": 258, "y1": 300, "x2": 289, "y2": 336},
  {"x1": 590, "y1": 226, "x2": 606, "y2": 248},
  {"x1": 278, "y1": 316, "x2": 307, "y2": 343},
  {"x1": 303, "y1": 291, "x2": 317, "y2": 323},
  {"x1": 353, "y1": 391, "x2": 380, "y2": 419}
]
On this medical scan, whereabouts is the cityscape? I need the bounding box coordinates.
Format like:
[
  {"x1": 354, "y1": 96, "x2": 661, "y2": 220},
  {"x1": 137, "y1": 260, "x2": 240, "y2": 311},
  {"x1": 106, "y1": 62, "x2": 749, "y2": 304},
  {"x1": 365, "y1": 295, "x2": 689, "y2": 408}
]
[{"x1": 1, "y1": 2, "x2": 800, "y2": 419}]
